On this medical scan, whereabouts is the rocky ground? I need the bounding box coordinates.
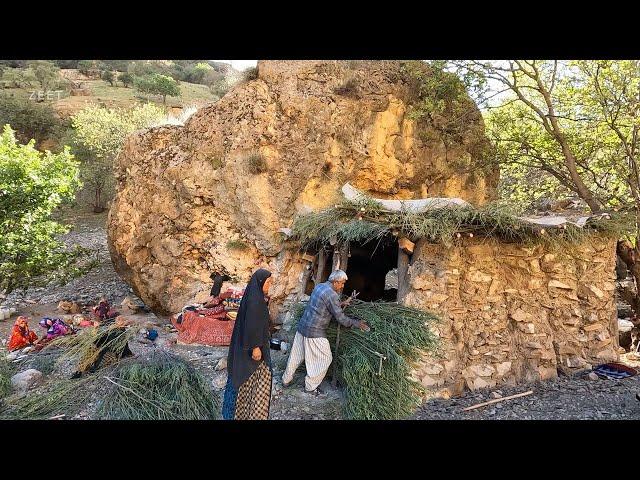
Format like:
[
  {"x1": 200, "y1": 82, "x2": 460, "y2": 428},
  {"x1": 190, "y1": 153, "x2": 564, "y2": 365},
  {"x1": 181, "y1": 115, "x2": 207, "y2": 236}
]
[
  {"x1": 2, "y1": 208, "x2": 639, "y2": 420},
  {"x1": 415, "y1": 361, "x2": 640, "y2": 420}
]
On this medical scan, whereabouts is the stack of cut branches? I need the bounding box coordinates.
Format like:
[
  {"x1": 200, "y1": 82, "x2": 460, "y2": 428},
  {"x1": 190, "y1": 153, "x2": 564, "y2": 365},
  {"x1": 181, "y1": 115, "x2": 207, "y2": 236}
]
[
  {"x1": 97, "y1": 350, "x2": 220, "y2": 420},
  {"x1": 292, "y1": 299, "x2": 440, "y2": 420}
]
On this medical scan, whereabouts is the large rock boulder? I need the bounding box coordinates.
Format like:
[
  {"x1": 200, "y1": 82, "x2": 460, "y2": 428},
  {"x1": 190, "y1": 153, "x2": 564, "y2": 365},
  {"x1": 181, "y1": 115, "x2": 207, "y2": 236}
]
[
  {"x1": 108, "y1": 60, "x2": 498, "y2": 314},
  {"x1": 11, "y1": 369, "x2": 43, "y2": 393}
]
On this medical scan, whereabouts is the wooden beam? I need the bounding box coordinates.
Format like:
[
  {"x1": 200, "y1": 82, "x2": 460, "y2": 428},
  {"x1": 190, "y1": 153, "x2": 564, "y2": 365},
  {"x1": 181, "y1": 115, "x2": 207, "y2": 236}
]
[
  {"x1": 462, "y1": 390, "x2": 534, "y2": 412},
  {"x1": 332, "y1": 246, "x2": 341, "y2": 271},
  {"x1": 315, "y1": 248, "x2": 327, "y2": 284},
  {"x1": 397, "y1": 246, "x2": 410, "y2": 302},
  {"x1": 339, "y1": 241, "x2": 349, "y2": 273},
  {"x1": 300, "y1": 254, "x2": 317, "y2": 294}
]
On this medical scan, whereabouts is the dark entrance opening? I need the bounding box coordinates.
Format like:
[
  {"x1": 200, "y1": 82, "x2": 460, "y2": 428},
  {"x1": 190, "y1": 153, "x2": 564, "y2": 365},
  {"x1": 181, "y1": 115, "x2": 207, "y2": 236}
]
[{"x1": 344, "y1": 239, "x2": 399, "y2": 302}]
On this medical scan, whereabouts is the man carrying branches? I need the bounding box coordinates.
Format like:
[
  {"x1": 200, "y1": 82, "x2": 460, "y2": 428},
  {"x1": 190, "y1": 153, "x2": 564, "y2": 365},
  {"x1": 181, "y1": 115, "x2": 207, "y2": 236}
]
[{"x1": 281, "y1": 270, "x2": 369, "y2": 395}]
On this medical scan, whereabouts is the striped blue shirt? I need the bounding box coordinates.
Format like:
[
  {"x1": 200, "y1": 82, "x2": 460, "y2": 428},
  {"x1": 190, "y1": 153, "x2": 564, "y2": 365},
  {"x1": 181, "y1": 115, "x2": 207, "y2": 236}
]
[{"x1": 297, "y1": 282, "x2": 360, "y2": 338}]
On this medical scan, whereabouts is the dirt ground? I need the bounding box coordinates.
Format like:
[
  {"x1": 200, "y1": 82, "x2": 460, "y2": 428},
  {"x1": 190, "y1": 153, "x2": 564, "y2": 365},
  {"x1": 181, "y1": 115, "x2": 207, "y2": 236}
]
[
  {"x1": 0, "y1": 208, "x2": 343, "y2": 420},
  {"x1": 2, "y1": 208, "x2": 640, "y2": 420}
]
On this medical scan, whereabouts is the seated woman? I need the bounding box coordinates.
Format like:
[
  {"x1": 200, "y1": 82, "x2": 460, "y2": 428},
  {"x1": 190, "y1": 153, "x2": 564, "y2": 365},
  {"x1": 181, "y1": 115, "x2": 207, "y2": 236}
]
[
  {"x1": 7, "y1": 316, "x2": 39, "y2": 352},
  {"x1": 203, "y1": 272, "x2": 232, "y2": 308},
  {"x1": 92, "y1": 298, "x2": 120, "y2": 323},
  {"x1": 39, "y1": 317, "x2": 72, "y2": 340}
]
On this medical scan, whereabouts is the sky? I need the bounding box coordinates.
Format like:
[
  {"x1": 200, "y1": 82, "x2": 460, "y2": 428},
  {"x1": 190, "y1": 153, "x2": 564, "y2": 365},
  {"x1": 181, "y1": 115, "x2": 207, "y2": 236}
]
[{"x1": 211, "y1": 60, "x2": 257, "y2": 71}]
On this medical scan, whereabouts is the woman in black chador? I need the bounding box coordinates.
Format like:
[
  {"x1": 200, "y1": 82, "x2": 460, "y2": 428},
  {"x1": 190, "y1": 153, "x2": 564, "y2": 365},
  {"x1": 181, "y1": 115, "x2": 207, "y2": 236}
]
[{"x1": 221, "y1": 269, "x2": 273, "y2": 420}]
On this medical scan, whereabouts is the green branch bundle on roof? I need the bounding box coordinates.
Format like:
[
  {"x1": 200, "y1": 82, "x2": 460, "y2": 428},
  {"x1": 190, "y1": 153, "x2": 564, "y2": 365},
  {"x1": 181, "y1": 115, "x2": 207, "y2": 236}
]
[
  {"x1": 290, "y1": 197, "x2": 632, "y2": 249},
  {"x1": 291, "y1": 299, "x2": 441, "y2": 420}
]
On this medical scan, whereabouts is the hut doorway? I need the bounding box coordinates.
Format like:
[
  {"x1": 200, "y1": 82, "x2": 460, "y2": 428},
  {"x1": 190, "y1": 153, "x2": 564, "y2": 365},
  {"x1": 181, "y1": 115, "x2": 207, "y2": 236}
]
[{"x1": 344, "y1": 240, "x2": 399, "y2": 302}]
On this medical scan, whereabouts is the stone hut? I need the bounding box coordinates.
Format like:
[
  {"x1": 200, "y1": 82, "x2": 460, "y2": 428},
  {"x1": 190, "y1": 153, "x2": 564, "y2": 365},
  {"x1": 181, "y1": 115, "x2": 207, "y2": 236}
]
[{"x1": 107, "y1": 60, "x2": 620, "y2": 397}]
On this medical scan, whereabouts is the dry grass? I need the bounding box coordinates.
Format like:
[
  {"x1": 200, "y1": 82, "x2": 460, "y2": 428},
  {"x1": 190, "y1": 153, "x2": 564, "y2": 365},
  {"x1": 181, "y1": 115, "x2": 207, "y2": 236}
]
[
  {"x1": 245, "y1": 151, "x2": 267, "y2": 174},
  {"x1": 290, "y1": 195, "x2": 631, "y2": 249},
  {"x1": 333, "y1": 78, "x2": 360, "y2": 98}
]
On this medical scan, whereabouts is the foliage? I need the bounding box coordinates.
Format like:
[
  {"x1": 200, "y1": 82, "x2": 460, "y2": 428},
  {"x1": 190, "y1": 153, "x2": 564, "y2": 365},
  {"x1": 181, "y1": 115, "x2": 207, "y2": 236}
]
[
  {"x1": 54, "y1": 60, "x2": 80, "y2": 69},
  {"x1": 27, "y1": 61, "x2": 60, "y2": 91},
  {"x1": 210, "y1": 78, "x2": 231, "y2": 99},
  {"x1": 118, "y1": 72, "x2": 133, "y2": 88},
  {"x1": 245, "y1": 151, "x2": 267, "y2": 174},
  {"x1": 134, "y1": 73, "x2": 181, "y2": 104},
  {"x1": 101, "y1": 70, "x2": 115, "y2": 87},
  {"x1": 0, "y1": 357, "x2": 14, "y2": 400},
  {"x1": 0, "y1": 125, "x2": 82, "y2": 293},
  {"x1": 226, "y1": 239, "x2": 249, "y2": 250},
  {"x1": 401, "y1": 60, "x2": 484, "y2": 145},
  {"x1": 71, "y1": 103, "x2": 166, "y2": 159},
  {"x1": 97, "y1": 60, "x2": 130, "y2": 72},
  {"x1": 1, "y1": 68, "x2": 37, "y2": 88},
  {"x1": 70, "y1": 103, "x2": 165, "y2": 211},
  {"x1": 0, "y1": 373, "x2": 98, "y2": 419},
  {"x1": 97, "y1": 350, "x2": 220, "y2": 420},
  {"x1": 78, "y1": 60, "x2": 93, "y2": 75},
  {"x1": 0, "y1": 95, "x2": 65, "y2": 146},
  {"x1": 242, "y1": 67, "x2": 258, "y2": 82},
  {"x1": 291, "y1": 299, "x2": 440, "y2": 420}
]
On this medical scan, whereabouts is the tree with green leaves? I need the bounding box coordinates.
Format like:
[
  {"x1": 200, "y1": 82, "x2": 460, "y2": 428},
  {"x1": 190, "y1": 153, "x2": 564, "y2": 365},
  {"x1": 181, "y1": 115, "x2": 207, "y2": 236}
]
[
  {"x1": 27, "y1": 60, "x2": 60, "y2": 92},
  {"x1": 78, "y1": 60, "x2": 93, "y2": 75},
  {"x1": 0, "y1": 125, "x2": 82, "y2": 293},
  {"x1": 135, "y1": 74, "x2": 181, "y2": 104},
  {"x1": 1, "y1": 68, "x2": 37, "y2": 89},
  {"x1": 118, "y1": 72, "x2": 133, "y2": 88},
  {"x1": 70, "y1": 104, "x2": 166, "y2": 212},
  {"x1": 101, "y1": 70, "x2": 115, "y2": 87},
  {"x1": 446, "y1": 60, "x2": 640, "y2": 313},
  {"x1": 0, "y1": 95, "x2": 64, "y2": 147}
]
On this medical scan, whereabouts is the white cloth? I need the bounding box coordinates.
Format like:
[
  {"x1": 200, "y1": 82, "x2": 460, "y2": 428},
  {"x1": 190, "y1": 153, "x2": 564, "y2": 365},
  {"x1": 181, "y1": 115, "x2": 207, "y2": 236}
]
[{"x1": 282, "y1": 331, "x2": 333, "y2": 391}]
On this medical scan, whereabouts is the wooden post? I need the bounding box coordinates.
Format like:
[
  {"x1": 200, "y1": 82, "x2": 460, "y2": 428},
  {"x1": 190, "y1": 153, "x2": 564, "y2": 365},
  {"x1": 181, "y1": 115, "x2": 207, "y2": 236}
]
[
  {"x1": 315, "y1": 248, "x2": 327, "y2": 285},
  {"x1": 339, "y1": 241, "x2": 349, "y2": 273},
  {"x1": 397, "y1": 246, "x2": 410, "y2": 303},
  {"x1": 332, "y1": 246, "x2": 341, "y2": 271},
  {"x1": 300, "y1": 254, "x2": 317, "y2": 294}
]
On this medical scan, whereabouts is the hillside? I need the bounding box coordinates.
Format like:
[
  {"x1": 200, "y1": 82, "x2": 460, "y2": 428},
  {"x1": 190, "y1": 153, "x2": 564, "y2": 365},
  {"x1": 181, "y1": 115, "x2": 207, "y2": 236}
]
[{"x1": 1, "y1": 68, "x2": 218, "y2": 118}]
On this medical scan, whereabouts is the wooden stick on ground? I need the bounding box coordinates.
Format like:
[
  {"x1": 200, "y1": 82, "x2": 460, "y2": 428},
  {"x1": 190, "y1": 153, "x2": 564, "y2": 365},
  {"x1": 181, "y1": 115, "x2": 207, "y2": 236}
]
[
  {"x1": 48, "y1": 414, "x2": 66, "y2": 420},
  {"x1": 462, "y1": 390, "x2": 534, "y2": 412}
]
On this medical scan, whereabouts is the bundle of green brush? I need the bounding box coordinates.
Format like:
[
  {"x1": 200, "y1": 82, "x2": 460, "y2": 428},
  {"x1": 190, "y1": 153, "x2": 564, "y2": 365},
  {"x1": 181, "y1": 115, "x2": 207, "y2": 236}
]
[{"x1": 291, "y1": 299, "x2": 440, "y2": 420}]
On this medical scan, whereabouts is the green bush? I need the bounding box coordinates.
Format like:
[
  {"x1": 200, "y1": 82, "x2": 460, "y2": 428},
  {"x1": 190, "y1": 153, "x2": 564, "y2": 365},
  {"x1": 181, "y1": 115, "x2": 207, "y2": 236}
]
[
  {"x1": 0, "y1": 96, "x2": 64, "y2": 146},
  {"x1": 0, "y1": 125, "x2": 82, "y2": 293},
  {"x1": 101, "y1": 70, "x2": 115, "y2": 87},
  {"x1": 135, "y1": 74, "x2": 181, "y2": 104},
  {"x1": 78, "y1": 60, "x2": 93, "y2": 75},
  {"x1": 118, "y1": 72, "x2": 133, "y2": 88}
]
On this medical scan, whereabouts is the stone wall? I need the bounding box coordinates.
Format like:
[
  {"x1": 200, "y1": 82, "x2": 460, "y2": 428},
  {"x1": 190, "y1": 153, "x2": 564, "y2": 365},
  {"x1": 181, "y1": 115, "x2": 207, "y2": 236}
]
[{"x1": 403, "y1": 236, "x2": 618, "y2": 396}]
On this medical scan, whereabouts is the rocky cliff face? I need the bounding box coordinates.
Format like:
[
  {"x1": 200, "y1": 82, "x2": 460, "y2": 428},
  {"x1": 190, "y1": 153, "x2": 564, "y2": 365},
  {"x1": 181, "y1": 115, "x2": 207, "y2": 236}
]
[{"x1": 108, "y1": 60, "x2": 498, "y2": 314}]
